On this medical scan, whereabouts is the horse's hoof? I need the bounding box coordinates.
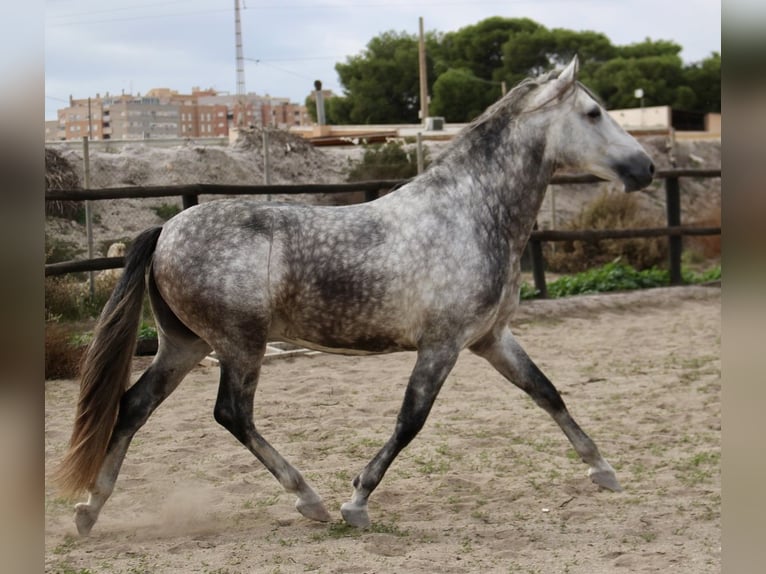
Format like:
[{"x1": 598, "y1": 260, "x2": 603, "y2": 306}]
[
  {"x1": 296, "y1": 498, "x2": 332, "y2": 522},
  {"x1": 340, "y1": 502, "x2": 370, "y2": 528},
  {"x1": 74, "y1": 503, "x2": 97, "y2": 536},
  {"x1": 589, "y1": 468, "x2": 623, "y2": 492}
]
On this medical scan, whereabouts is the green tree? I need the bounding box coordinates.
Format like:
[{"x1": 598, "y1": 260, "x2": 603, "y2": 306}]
[
  {"x1": 430, "y1": 68, "x2": 499, "y2": 122},
  {"x1": 499, "y1": 28, "x2": 554, "y2": 85},
  {"x1": 674, "y1": 85, "x2": 697, "y2": 110},
  {"x1": 682, "y1": 52, "x2": 721, "y2": 112},
  {"x1": 617, "y1": 38, "x2": 683, "y2": 59},
  {"x1": 588, "y1": 54, "x2": 685, "y2": 109},
  {"x1": 325, "y1": 18, "x2": 720, "y2": 125},
  {"x1": 438, "y1": 17, "x2": 542, "y2": 81},
  {"x1": 499, "y1": 27, "x2": 616, "y2": 88},
  {"x1": 333, "y1": 30, "x2": 439, "y2": 124},
  {"x1": 304, "y1": 93, "x2": 318, "y2": 123},
  {"x1": 325, "y1": 94, "x2": 354, "y2": 124}
]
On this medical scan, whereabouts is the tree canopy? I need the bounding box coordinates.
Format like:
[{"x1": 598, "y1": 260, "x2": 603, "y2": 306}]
[{"x1": 308, "y1": 17, "x2": 720, "y2": 124}]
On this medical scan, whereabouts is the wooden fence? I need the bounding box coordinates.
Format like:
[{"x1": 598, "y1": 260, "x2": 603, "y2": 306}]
[{"x1": 45, "y1": 168, "x2": 721, "y2": 297}]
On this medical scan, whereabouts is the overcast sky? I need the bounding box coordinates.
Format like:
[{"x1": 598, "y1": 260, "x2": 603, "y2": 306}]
[{"x1": 44, "y1": 0, "x2": 721, "y2": 120}]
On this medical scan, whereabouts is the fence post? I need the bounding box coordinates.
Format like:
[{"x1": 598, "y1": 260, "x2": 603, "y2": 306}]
[
  {"x1": 530, "y1": 222, "x2": 548, "y2": 298},
  {"x1": 182, "y1": 194, "x2": 198, "y2": 209},
  {"x1": 83, "y1": 137, "x2": 95, "y2": 298},
  {"x1": 416, "y1": 132, "x2": 424, "y2": 174},
  {"x1": 665, "y1": 176, "x2": 683, "y2": 285},
  {"x1": 263, "y1": 128, "x2": 272, "y2": 182}
]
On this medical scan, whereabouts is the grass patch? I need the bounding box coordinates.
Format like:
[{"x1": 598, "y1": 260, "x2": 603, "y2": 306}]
[
  {"x1": 674, "y1": 451, "x2": 720, "y2": 486},
  {"x1": 312, "y1": 520, "x2": 409, "y2": 541},
  {"x1": 521, "y1": 261, "x2": 721, "y2": 300}
]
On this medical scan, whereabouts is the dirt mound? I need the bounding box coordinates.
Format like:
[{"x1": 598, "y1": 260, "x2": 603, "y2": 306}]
[
  {"x1": 45, "y1": 149, "x2": 82, "y2": 223},
  {"x1": 50, "y1": 129, "x2": 347, "y2": 190},
  {"x1": 45, "y1": 148, "x2": 80, "y2": 191},
  {"x1": 44, "y1": 129, "x2": 356, "y2": 256}
]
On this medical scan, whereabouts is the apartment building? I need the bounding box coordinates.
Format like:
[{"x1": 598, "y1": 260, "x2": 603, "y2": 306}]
[
  {"x1": 262, "y1": 98, "x2": 311, "y2": 127},
  {"x1": 47, "y1": 87, "x2": 311, "y2": 141}
]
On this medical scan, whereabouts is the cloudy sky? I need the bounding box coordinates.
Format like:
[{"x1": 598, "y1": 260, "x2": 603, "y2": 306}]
[{"x1": 44, "y1": 0, "x2": 721, "y2": 120}]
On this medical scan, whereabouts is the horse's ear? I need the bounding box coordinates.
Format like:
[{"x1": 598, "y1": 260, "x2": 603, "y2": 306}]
[
  {"x1": 529, "y1": 55, "x2": 579, "y2": 108},
  {"x1": 558, "y1": 55, "x2": 579, "y2": 84}
]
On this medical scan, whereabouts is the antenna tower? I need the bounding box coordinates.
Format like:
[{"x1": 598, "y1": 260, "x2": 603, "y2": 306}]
[{"x1": 234, "y1": 0, "x2": 247, "y2": 128}]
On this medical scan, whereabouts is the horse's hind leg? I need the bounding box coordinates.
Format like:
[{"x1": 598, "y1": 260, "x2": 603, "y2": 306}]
[
  {"x1": 213, "y1": 356, "x2": 332, "y2": 523},
  {"x1": 73, "y1": 273, "x2": 211, "y2": 536},
  {"x1": 73, "y1": 335, "x2": 211, "y2": 535},
  {"x1": 470, "y1": 327, "x2": 622, "y2": 492}
]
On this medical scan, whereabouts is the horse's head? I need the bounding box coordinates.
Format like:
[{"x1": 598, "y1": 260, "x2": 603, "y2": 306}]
[{"x1": 527, "y1": 56, "x2": 655, "y2": 191}]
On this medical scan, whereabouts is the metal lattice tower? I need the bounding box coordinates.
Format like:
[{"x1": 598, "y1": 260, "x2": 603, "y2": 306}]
[{"x1": 234, "y1": 0, "x2": 247, "y2": 128}]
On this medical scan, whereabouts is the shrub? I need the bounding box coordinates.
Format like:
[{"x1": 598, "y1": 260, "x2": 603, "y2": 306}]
[
  {"x1": 346, "y1": 140, "x2": 428, "y2": 182},
  {"x1": 545, "y1": 191, "x2": 668, "y2": 273},
  {"x1": 45, "y1": 322, "x2": 87, "y2": 380},
  {"x1": 686, "y1": 202, "x2": 721, "y2": 260},
  {"x1": 152, "y1": 202, "x2": 182, "y2": 221},
  {"x1": 45, "y1": 235, "x2": 85, "y2": 264},
  {"x1": 46, "y1": 269, "x2": 155, "y2": 326},
  {"x1": 45, "y1": 273, "x2": 117, "y2": 321}
]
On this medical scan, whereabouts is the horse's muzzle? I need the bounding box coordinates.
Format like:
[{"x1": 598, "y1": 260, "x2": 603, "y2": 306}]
[{"x1": 617, "y1": 155, "x2": 655, "y2": 192}]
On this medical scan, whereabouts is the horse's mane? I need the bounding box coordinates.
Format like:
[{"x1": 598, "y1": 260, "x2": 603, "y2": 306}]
[
  {"x1": 430, "y1": 66, "x2": 602, "y2": 168},
  {"x1": 431, "y1": 69, "x2": 564, "y2": 165}
]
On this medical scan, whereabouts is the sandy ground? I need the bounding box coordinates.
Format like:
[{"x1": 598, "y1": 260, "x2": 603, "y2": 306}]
[{"x1": 45, "y1": 285, "x2": 720, "y2": 574}]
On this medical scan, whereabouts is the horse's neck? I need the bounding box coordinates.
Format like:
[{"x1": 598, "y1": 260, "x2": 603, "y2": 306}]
[{"x1": 436, "y1": 124, "x2": 554, "y2": 245}]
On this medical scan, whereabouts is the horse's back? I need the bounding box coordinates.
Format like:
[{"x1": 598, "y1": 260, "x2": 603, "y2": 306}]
[{"x1": 150, "y1": 199, "x2": 409, "y2": 353}]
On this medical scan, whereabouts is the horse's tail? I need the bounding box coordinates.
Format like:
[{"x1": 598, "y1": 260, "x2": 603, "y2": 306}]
[{"x1": 55, "y1": 226, "x2": 163, "y2": 496}]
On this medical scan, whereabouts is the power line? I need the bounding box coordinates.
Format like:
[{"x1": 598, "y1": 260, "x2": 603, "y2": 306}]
[
  {"x1": 244, "y1": 58, "x2": 315, "y2": 82},
  {"x1": 47, "y1": 6, "x2": 231, "y2": 27},
  {"x1": 47, "y1": 0, "x2": 578, "y2": 26},
  {"x1": 46, "y1": 0, "x2": 201, "y2": 20}
]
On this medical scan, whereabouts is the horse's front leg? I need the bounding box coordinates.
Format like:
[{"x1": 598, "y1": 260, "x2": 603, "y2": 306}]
[
  {"x1": 470, "y1": 327, "x2": 622, "y2": 492},
  {"x1": 214, "y1": 359, "x2": 332, "y2": 524},
  {"x1": 341, "y1": 345, "x2": 460, "y2": 528}
]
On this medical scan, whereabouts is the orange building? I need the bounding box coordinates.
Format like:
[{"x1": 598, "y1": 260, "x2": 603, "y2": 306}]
[{"x1": 48, "y1": 87, "x2": 311, "y2": 141}]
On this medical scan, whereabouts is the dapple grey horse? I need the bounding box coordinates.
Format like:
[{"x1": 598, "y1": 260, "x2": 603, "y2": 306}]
[{"x1": 56, "y1": 56, "x2": 654, "y2": 534}]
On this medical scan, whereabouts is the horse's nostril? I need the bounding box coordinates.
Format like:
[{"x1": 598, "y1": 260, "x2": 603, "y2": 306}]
[{"x1": 649, "y1": 162, "x2": 655, "y2": 176}]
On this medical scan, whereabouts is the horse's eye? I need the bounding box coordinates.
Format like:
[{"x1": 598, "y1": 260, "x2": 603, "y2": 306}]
[{"x1": 586, "y1": 107, "x2": 602, "y2": 120}]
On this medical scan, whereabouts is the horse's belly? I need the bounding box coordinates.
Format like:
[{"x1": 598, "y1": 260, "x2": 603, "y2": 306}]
[
  {"x1": 269, "y1": 310, "x2": 416, "y2": 355},
  {"x1": 274, "y1": 334, "x2": 412, "y2": 356}
]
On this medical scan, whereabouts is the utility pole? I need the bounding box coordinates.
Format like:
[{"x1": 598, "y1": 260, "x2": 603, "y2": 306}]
[
  {"x1": 234, "y1": 0, "x2": 247, "y2": 128},
  {"x1": 87, "y1": 97, "x2": 93, "y2": 140},
  {"x1": 418, "y1": 17, "x2": 428, "y2": 125},
  {"x1": 314, "y1": 80, "x2": 326, "y2": 126}
]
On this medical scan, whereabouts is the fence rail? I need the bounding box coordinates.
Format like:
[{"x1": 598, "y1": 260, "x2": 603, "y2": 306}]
[{"x1": 45, "y1": 168, "x2": 721, "y2": 295}]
